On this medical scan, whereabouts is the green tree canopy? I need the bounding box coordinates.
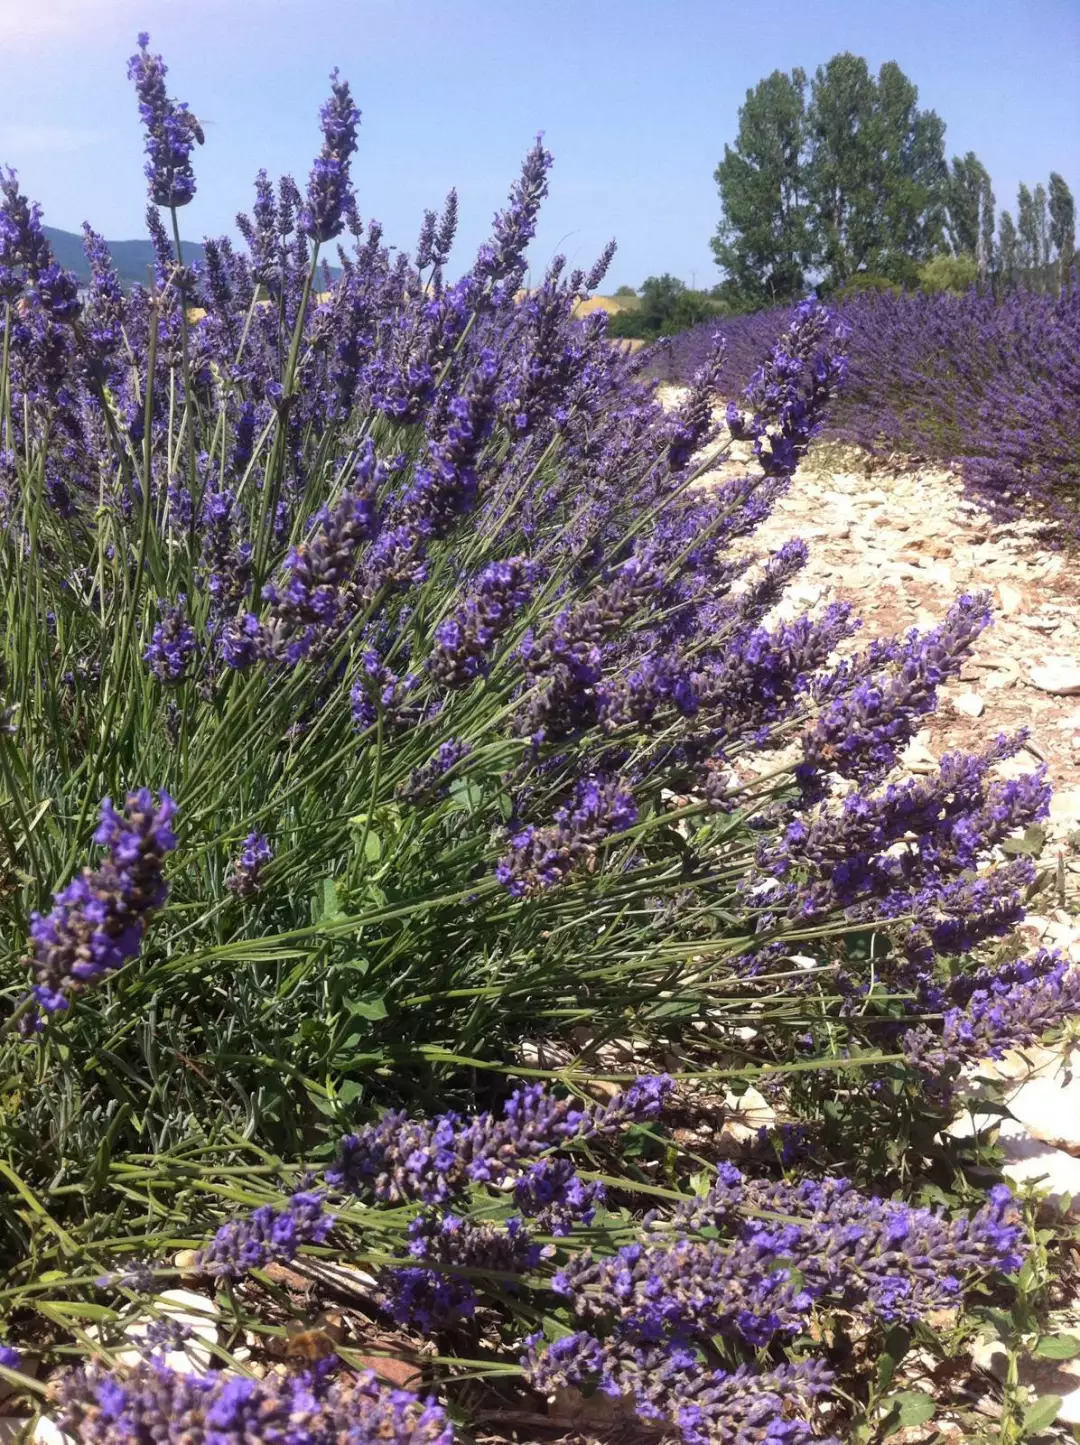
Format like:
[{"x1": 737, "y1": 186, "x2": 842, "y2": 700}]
[
  {"x1": 946, "y1": 152, "x2": 991, "y2": 257},
  {"x1": 805, "y1": 54, "x2": 947, "y2": 287},
  {"x1": 710, "y1": 67, "x2": 812, "y2": 307},
  {"x1": 1049, "y1": 171, "x2": 1076, "y2": 281},
  {"x1": 607, "y1": 275, "x2": 723, "y2": 341},
  {"x1": 997, "y1": 209, "x2": 1019, "y2": 288},
  {"x1": 712, "y1": 52, "x2": 949, "y2": 299}
]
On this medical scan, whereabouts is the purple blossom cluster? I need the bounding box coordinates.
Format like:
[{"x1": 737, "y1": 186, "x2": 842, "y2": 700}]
[
  {"x1": 144, "y1": 597, "x2": 195, "y2": 683},
  {"x1": 26, "y1": 790, "x2": 176, "y2": 1017},
  {"x1": 300, "y1": 69, "x2": 361, "y2": 244},
  {"x1": 495, "y1": 775, "x2": 639, "y2": 897},
  {"x1": 226, "y1": 831, "x2": 273, "y2": 898},
  {"x1": 328, "y1": 1075, "x2": 673, "y2": 1204},
  {"x1": 127, "y1": 33, "x2": 198, "y2": 209},
  {"x1": 903, "y1": 947, "x2": 1080, "y2": 1089},
  {"x1": 381, "y1": 1211, "x2": 545, "y2": 1330},
  {"x1": 195, "y1": 1188, "x2": 332, "y2": 1278},
  {"x1": 524, "y1": 1165, "x2": 1021, "y2": 1441},
  {"x1": 428, "y1": 557, "x2": 538, "y2": 686},
  {"x1": 525, "y1": 1337, "x2": 837, "y2": 1445},
  {"x1": 56, "y1": 1361, "x2": 453, "y2": 1444}
]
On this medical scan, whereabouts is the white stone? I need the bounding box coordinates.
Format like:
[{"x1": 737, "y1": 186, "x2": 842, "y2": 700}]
[
  {"x1": 952, "y1": 692, "x2": 985, "y2": 718},
  {"x1": 997, "y1": 582, "x2": 1024, "y2": 615},
  {"x1": 0, "y1": 1421, "x2": 73, "y2": 1444},
  {"x1": 971, "y1": 1337, "x2": 1080, "y2": 1425},
  {"x1": 1028, "y1": 660, "x2": 1080, "y2": 695},
  {"x1": 1049, "y1": 789, "x2": 1080, "y2": 827},
  {"x1": 900, "y1": 735, "x2": 938, "y2": 774}
]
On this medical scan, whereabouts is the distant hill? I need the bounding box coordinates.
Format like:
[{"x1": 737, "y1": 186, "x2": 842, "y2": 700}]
[{"x1": 43, "y1": 225, "x2": 207, "y2": 289}]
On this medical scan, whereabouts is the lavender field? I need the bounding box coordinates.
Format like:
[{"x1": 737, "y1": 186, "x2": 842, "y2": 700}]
[{"x1": 0, "y1": 28, "x2": 1078, "y2": 1445}]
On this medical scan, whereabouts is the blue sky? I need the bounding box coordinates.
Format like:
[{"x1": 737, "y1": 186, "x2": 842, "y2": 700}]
[{"x1": 0, "y1": 0, "x2": 1077, "y2": 290}]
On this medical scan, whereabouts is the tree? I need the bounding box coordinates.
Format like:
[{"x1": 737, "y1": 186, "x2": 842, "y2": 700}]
[
  {"x1": 613, "y1": 284, "x2": 637, "y2": 297},
  {"x1": 1049, "y1": 171, "x2": 1075, "y2": 286},
  {"x1": 607, "y1": 275, "x2": 721, "y2": 340},
  {"x1": 1016, "y1": 183, "x2": 1036, "y2": 277},
  {"x1": 978, "y1": 173, "x2": 996, "y2": 283},
  {"x1": 918, "y1": 252, "x2": 978, "y2": 293},
  {"x1": 804, "y1": 53, "x2": 946, "y2": 287},
  {"x1": 873, "y1": 61, "x2": 948, "y2": 272},
  {"x1": 1033, "y1": 182, "x2": 1050, "y2": 270},
  {"x1": 711, "y1": 68, "x2": 812, "y2": 306},
  {"x1": 997, "y1": 209, "x2": 1019, "y2": 289},
  {"x1": 946, "y1": 152, "x2": 990, "y2": 256}
]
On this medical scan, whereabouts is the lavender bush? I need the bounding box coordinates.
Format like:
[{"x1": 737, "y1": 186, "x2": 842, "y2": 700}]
[
  {"x1": 663, "y1": 285, "x2": 1080, "y2": 527},
  {"x1": 0, "y1": 34, "x2": 1072, "y2": 1443}
]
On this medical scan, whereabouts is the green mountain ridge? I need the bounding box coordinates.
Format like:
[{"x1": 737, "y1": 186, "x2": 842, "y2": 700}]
[{"x1": 43, "y1": 225, "x2": 207, "y2": 288}]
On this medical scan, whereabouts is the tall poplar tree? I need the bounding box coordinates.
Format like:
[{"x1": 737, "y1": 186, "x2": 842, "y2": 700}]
[
  {"x1": 1049, "y1": 172, "x2": 1076, "y2": 285},
  {"x1": 710, "y1": 68, "x2": 812, "y2": 306}
]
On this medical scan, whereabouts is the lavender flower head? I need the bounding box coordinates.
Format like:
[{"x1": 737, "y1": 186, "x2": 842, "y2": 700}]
[
  {"x1": 195, "y1": 1189, "x2": 332, "y2": 1278},
  {"x1": 496, "y1": 776, "x2": 639, "y2": 898},
  {"x1": 0, "y1": 168, "x2": 52, "y2": 298},
  {"x1": 143, "y1": 597, "x2": 195, "y2": 684},
  {"x1": 226, "y1": 831, "x2": 273, "y2": 898},
  {"x1": 473, "y1": 136, "x2": 552, "y2": 292},
  {"x1": 57, "y1": 1361, "x2": 453, "y2": 1444},
  {"x1": 127, "y1": 34, "x2": 198, "y2": 208},
  {"x1": 328, "y1": 1074, "x2": 673, "y2": 1203},
  {"x1": 300, "y1": 69, "x2": 361, "y2": 243},
  {"x1": 26, "y1": 789, "x2": 177, "y2": 1015}
]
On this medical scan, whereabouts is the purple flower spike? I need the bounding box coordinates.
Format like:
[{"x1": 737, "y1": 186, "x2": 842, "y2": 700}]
[
  {"x1": 127, "y1": 34, "x2": 198, "y2": 209},
  {"x1": 195, "y1": 1188, "x2": 332, "y2": 1278},
  {"x1": 57, "y1": 1360, "x2": 453, "y2": 1444},
  {"x1": 328, "y1": 1074, "x2": 673, "y2": 1203},
  {"x1": 143, "y1": 597, "x2": 195, "y2": 684},
  {"x1": 496, "y1": 776, "x2": 639, "y2": 898},
  {"x1": 300, "y1": 69, "x2": 361, "y2": 244},
  {"x1": 26, "y1": 790, "x2": 177, "y2": 1017},
  {"x1": 226, "y1": 831, "x2": 273, "y2": 898}
]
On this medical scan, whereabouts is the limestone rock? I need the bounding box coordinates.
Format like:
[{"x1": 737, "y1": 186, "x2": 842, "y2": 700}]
[
  {"x1": 997, "y1": 582, "x2": 1024, "y2": 615},
  {"x1": 1049, "y1": 789, "x2": 1080, "y2": 827},
  {"x1": 952, "y1": 692, "x2": 985, "y2": 718},
  {"x1": 1028, "y1": 660, "x2": 1080, "y2": 695}
]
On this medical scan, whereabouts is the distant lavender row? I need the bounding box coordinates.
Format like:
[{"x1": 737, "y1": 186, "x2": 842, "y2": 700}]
[{"x1": 660, "y1": 287, "x2": 1080, "y2": 528}]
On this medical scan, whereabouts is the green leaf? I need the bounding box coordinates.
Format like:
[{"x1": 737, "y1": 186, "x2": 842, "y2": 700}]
[
  {"x1": 362, "y1": 830, "x2": 382, "y2": 863},
  {"x1": 879, "y1": 1390, "x2": 936, "y2": 1436},
  {"x1": 314, "y1": 876, "x2": 344, "y2": 924},
  {"x1": 449, "y1": 778, "x2": 485, "y2": 813},
  {"x1": 35, "y1": 1299, "x2": 118, "y2": 1321},
  {"x1": 1001, "y1": 823, "x2": 1047, "y2": 858},
  {"x1": 1022, "y1": 1395, "x2": 1063, "y2": 1434},
  {"x1": 875, "y1": 1325, "x2": 911, "y2": 1391},
  {"x1": 972, "y1": 1305, "x2": 1014, "y2": 1341},
  {"x1": 347, "y1": 993, "x2": 388, "y2": 1021},
  {"x1": 1034, "y1": 1334, "x2": 1080, "y2": 1360}
]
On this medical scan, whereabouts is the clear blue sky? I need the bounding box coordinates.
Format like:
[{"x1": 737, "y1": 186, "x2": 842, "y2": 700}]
[{"x1": 0, "y1": 0, "x2": 1077, "y2": 290}]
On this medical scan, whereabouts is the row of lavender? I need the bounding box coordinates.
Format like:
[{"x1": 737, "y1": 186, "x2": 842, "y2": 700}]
[
  {"x1": 0, "y1": 34, "x2": 1071, "y2": 1444},
  {"x1": 661, "y1": 285, "x2": 1080, "y2": 527}
]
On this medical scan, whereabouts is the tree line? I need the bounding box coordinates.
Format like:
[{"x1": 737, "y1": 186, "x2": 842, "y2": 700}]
[
  {"x1": 609, "y1": 52, "x2": 1076, "y2": 335},
  {"x1": 711, "y1": 53, "x2": 1075, "y2": 308}
]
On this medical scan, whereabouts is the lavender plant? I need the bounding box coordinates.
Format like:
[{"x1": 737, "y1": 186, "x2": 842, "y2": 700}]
[
  {"x1": 0, "y1": 33, "x2": 1072, "y2": 1443},
  {"x1": 665, "y1": 285, "x2": 1080, "y2": 528}
]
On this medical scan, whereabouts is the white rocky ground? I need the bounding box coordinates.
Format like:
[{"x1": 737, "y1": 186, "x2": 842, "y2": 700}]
[{"x1": 700, "y1": 421, "x2": 1080, "y2": 1435}]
